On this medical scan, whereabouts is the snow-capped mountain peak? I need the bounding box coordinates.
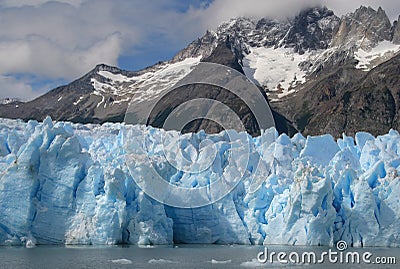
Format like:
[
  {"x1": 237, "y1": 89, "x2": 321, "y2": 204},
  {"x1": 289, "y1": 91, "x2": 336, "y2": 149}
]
[
  {"x1": 1, "y1": 5, "x2": 400, "y2": 138},
  {"x1": 332, "y1": 5, "x2": 392, "y2": 50}
]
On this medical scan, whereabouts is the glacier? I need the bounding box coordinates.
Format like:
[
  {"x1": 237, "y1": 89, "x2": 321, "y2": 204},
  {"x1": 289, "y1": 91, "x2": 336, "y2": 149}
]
[{"x1": 0, "y1": 117, "x2": 399, "y2": 247}]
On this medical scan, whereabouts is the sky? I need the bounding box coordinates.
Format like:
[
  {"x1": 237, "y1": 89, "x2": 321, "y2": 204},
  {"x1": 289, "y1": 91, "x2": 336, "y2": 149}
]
[{"x1": 0, "y1": 0, "x2": 399, "y2": 101}]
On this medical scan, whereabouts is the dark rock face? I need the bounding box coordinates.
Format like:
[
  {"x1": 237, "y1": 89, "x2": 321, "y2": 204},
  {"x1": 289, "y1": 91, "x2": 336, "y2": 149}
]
[
  {"x1": 393, "y1": 16, "x2": 400, "y2": 44},
  {"x1": 146, "y1": 83, "x2": 264, "y2": 136},
  {"x1": 172, "y1": 30, "x2": 218, "y2": 63},
  {"x1": 332, "y1": 6, "x2": 392, "y2": 50},
  {"x1": 283, "y1": 7, "x2": 339, "y2": 53},
  {"x1": 202, "y1": 39, "x2": 245, "y2": 72},
  {"x1": 254, "y1": 18, "x2": 289, "y2": 47},
  {"x1": 271, "y1": 53, "x2": 400, "y2": 137}
]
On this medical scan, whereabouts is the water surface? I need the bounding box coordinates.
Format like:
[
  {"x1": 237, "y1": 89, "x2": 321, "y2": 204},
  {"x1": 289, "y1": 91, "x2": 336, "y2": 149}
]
[{"x1": 0, "y1": 245, "x2": 398, "y2": 268}]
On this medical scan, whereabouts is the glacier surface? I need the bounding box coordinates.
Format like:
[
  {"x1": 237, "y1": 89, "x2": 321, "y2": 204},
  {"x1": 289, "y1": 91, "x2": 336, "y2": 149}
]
[{"x1": 0, "y1": 117, "x2": 399, "y2": 247}]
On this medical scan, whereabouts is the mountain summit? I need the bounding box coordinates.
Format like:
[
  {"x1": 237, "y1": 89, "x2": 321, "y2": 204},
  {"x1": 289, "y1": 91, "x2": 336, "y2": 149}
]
[{"x1": 1, "y1": 5, "x2": 399, "y2": 137}]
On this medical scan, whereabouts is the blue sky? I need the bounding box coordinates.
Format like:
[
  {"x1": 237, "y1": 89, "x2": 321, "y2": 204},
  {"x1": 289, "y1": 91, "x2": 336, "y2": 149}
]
[{"x1": 0, "y1": 0, "x2": 399, "y2": 101}]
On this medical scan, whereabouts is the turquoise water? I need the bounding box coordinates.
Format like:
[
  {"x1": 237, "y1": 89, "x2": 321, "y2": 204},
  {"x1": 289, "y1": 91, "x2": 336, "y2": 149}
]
[{"x1": 0, "y1": 245, "x2": 398, "y2": 268}]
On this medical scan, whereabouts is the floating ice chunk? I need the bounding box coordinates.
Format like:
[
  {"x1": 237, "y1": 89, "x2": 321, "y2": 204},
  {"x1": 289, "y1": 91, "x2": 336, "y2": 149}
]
[
  {"x1": 110, "y1": 259, "x2": 133, "y2": 265},
  {"x1": 210, "y1": 259, "x2": 232, "y2": 264},
  {"x1": 148, "y1": 259, "x2": 178, "y2": 264},
  {"x1": 24, "y1": 234, "x2": 37, "y2": 248}
]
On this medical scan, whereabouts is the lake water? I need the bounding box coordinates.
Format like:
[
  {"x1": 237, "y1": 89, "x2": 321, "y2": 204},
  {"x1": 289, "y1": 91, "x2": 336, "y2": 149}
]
[{"x1": 0, "y1": 245, "x2": 398, "y2": 268}]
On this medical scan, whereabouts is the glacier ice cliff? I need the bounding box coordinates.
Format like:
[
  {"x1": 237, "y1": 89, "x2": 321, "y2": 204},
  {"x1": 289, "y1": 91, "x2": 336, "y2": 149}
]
[{"x1": 0, "y1": 117, "x2": 399, "y2": 247}]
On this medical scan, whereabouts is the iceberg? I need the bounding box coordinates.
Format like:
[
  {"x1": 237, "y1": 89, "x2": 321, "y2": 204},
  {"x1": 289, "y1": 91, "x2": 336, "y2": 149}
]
[{"x1": 0, "y1": 117, "x2": 399, "y2": 247}]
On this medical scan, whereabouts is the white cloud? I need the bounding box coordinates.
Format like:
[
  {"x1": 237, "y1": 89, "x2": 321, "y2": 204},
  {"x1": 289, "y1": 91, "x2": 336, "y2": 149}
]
[
  {"x1": 188, "y1": 0, "x2": 321, "y2": 30},
  {"x1": 0, "y1": 1, "x2": 136, "y2": 80},
  {"x1": 0, "y1": 75, "x2": 41, "y2": 100},
  {"x1": 0, "y1": 33, "x2": 122, "y2": 79},
  {"x1": 0, "y1": 0, "x2": 85, "y2": 8},
  {"x1": 0, "y1": 0, "x2": 200, "y2": 100},
  {"x1": 190, "y1": 0, "x2": 400, "y2": 31}
]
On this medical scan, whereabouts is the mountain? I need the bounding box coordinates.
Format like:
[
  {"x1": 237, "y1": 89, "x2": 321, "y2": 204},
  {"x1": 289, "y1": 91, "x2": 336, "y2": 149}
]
[
  {"x1": 272, "y1": 7, "x2": 400, "y2": 137},
  {"x1": 1, "y1": 5, "x2": 399, "y2": 137}
]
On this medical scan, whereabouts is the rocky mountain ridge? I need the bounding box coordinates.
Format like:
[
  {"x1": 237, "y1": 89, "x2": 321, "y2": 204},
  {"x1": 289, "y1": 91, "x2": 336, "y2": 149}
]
[{"x1": 1, "y1": 5, "x2": 399, "y2": 137}]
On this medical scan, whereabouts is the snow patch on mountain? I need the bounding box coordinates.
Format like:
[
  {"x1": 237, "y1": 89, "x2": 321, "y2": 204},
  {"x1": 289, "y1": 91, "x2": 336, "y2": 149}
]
[
  {"x1": 87, "y1": 57, "x2": 202, "y2": 107},
  {"x1": 98, "y1": 71, "x2": 133, "y2": 83},
  {"x1": 355, "y1": 41, "x2": 400, "y2": 71},
  {"x1": 129, "y1": 56, "x2": 201, "y2": 103},
  {"x1": 73, "y1": 96, "x2": 84, "y2": 106},
  {"x1": 0, "y1": 98, "x2": 21, "y2": 105},
  {"x1": 242, "y1": 47, "x2": 310, "y2": 100}
]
